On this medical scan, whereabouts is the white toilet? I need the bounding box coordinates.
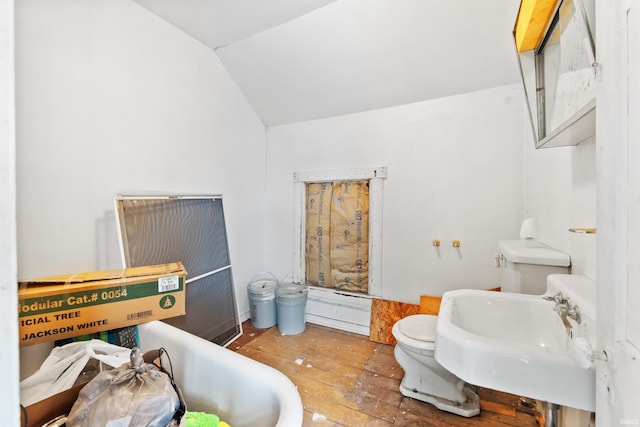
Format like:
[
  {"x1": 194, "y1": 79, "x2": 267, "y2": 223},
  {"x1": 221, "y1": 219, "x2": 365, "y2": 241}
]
[
  {"x1": 392, "y1": 314, "x2": 480, "y2": 417},
  {"x1": 391, "y1": 239, "x2": 570, "y2": 417}
]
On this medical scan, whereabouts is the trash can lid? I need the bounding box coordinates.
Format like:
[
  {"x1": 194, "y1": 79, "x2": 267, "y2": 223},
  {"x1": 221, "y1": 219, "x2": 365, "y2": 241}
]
[
  {"x1": 248, "y1": 279, "x2": 278, "y2": 295},
  {"x1": 276, "y1": 283, "x2": 308, "y2": 299}
]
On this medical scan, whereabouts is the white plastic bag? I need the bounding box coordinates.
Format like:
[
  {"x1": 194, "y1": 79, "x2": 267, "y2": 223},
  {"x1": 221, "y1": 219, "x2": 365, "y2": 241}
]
[
  {"x1": 66, "y1": 348, "x2": 182, "y2": 427},
  {"x1": 20, "y1": 340, "x2": 131, "y2": 406}
]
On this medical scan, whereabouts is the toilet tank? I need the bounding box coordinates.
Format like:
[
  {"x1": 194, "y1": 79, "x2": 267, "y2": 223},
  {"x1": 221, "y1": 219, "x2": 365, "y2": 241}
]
[{"x1": 498, "y1": 240, "x2": 570, "y2": 294}]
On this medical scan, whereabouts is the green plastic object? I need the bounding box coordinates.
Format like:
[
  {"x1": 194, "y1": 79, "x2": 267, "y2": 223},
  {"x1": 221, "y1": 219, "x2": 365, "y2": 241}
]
[{"x1": 183, "y1": 411, "x2": 220, "y2": 427}]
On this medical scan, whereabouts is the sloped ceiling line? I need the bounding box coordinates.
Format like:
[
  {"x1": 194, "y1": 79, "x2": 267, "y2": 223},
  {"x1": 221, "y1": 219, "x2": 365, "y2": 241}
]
[{"x1": 134, "y1": 0, "x2": 522, "y2": 126}]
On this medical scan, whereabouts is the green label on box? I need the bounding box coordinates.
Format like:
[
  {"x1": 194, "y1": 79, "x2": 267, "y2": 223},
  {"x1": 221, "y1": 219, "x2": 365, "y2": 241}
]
[
  {"x1": 159, "y1": 294, "x2": 176, "y2": 310},
  {"x1": 18, "y1": 277, "x2": 184, "y2": 317}
]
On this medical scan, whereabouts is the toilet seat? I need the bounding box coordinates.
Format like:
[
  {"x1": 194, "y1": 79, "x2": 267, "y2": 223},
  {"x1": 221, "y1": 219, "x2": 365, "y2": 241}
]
[
  {"x1": 393, "y1": 314, "x2": 437, "y2": 351},
  {"x1": 398, "y1": 314, "x2": 437, "y2": 341}
]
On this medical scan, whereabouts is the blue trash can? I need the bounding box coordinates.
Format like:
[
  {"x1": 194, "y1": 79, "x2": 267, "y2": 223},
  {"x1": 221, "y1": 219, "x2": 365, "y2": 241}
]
[{"x1": 276, "y1": 283, "x2": 308, "y2": 335}]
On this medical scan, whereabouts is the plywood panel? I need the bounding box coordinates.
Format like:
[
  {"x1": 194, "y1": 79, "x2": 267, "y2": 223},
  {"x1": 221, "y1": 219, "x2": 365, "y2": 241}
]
[
  {"x1": 419, "y1": 294, "x2": 442, "y2": 315},
  {"x1": 369, "y1": 298, "x2": 420, "y2": 345}
]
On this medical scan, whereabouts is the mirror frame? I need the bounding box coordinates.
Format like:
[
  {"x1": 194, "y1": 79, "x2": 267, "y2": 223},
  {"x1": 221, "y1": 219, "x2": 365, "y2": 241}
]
[{"x1": 517, "y1": 0, "x2": 596, "y2": 149}]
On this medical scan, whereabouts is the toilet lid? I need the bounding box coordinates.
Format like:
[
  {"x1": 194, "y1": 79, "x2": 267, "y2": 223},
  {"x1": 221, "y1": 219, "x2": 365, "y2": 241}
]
[{"x1": 398, "y1": 314, "x2": 437, "y2": 342}]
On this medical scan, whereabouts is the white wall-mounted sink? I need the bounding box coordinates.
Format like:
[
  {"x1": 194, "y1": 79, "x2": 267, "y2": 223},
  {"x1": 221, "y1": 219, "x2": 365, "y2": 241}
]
[{"x1": 435, "y1": 274, "x2": 596, "y2": 411}]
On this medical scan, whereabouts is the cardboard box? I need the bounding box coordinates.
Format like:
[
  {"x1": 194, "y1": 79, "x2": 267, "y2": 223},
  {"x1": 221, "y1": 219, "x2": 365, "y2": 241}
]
[
  {"x1": 18, "y1": 262, "x2": 186, "y2": 346},
  {"x1": 22, "y1": 382, "x2": 85, "y2": 427}
]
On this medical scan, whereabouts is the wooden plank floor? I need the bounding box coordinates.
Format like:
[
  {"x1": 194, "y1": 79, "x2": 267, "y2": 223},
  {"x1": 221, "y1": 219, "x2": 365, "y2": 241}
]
[{"x1": 231, "y1": 321, "x2": 541, "y2": 426}]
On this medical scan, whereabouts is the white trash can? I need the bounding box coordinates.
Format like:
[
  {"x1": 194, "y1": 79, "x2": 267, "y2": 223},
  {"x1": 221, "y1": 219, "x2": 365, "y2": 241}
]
[{"x1": 247, "y1": 274, "x2": 278, "y2": 329}]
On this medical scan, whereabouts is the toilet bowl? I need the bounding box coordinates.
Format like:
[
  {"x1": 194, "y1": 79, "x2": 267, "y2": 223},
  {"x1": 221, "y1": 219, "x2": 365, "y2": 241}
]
[{"x1": 392, "y1": 314, "x2": 480, "y2": 417}]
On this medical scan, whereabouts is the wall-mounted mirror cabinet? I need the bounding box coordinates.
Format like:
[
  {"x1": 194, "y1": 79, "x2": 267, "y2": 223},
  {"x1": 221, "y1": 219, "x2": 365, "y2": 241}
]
[{"x1": 516, "y1": 0, "x2": 596, "y2": 149}]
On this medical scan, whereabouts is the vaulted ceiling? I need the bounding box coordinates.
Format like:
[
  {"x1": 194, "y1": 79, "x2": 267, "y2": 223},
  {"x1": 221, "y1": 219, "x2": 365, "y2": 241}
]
[{"x1": 133, "y1": 0, "x2": 522, "y2": 126}]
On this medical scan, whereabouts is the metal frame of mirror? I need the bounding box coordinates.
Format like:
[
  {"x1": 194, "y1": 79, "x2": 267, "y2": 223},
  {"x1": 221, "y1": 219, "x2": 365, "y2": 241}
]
[{"x1": 517, "y1": 0, "x2": 596, "y2": 149}]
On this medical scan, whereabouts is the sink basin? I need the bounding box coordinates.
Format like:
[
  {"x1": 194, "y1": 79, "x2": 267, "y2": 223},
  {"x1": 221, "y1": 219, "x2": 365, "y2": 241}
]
[{"x1": 435, "y1": 275, "x2": 596, "y2": 411}]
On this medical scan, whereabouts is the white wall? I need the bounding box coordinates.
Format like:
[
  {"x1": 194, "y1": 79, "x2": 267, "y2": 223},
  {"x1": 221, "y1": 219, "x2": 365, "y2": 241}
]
[
  {"x1": 265, "y1": 85, "x2": 526, "y2": 303},
  {"x1": 16, "y1": 0, "x2": 266, "y2": 375},
  {"x1": 523, "y1": 134, "x2": 597, "y2": 279}
]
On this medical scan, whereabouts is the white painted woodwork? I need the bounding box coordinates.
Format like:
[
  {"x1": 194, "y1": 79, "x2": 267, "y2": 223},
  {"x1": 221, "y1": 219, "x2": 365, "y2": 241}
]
[
  {"x1": 292, "y1": 167, "x2": 386, "y2": 296},
  {"x1": 595, "y1": 1, "x2": 640, "y2": 424},
  {"x1": 0, "y1": 0, "x2": 19, "y2": 423},
  {"x1": 305, "y1": 287, "x2": 373, "y2": 336},
  {"x1": 292, "y1": 167, "x2": 385, "y2": 333}
]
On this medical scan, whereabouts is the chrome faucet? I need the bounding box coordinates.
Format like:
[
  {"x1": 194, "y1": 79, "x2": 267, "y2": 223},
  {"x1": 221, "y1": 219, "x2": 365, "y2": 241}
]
[
  {"x1": 543, "y1": 292, "x2": 581, "y2": 336},
  {"x1": 543, "y1": 291, "x2": 567, "y2": 306}
]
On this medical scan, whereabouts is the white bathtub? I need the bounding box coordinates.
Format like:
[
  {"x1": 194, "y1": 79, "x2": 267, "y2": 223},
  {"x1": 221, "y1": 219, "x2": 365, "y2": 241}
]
[{"x1": 137, "y1": 321, "x2": 303, "y2": 427}]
